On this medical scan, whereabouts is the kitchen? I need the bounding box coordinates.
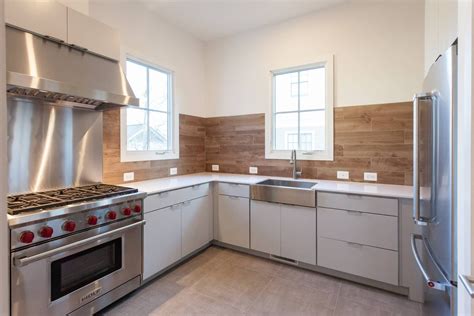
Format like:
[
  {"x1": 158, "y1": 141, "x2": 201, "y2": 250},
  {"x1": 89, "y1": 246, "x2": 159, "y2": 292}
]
[{"x1": 0, "y1": 0, "x2": 473, "y2": 315}]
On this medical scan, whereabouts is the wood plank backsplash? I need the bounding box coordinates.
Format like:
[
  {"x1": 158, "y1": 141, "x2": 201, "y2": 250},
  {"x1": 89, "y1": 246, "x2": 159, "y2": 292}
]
[
  {"x1": 205, "y1": 102, "x2": 413, "y2": 185},
  {"x1": 103, "y1": 102, "x2": 413, "y2": 185},
  {"x1": 103, "y1": 110, "x2": 207, "y2": 184}
]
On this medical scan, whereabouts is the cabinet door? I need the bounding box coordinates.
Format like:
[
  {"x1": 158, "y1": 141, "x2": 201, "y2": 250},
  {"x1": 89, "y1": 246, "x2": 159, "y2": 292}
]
[
  {"x1": 143, "y1": 205, "x2": 181, "y2": 280},
  {"x1": 217, "y1": 195, "x2": 249, "y2": 248},
  {"x1": 67, "y1": 8, "x2": 120, "y2": 60},
  {"x1": 250, "y1": 201, "x2": 280, "y2": 255},
  {"x1": 5, "y1": 0, "x2": 67, "y2": 42},
  {"x1": 281, "y1": 204, "x2": 316, "y2": 265},
  {"x1": 182, "y1": 196, "x2": 211, "y2": 257}
]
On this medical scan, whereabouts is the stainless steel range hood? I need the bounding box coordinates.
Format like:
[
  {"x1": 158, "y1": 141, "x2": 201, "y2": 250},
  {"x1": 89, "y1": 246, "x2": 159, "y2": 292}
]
[{"x1": 5, "y1": 26, "x2": 139, "y2": 110}]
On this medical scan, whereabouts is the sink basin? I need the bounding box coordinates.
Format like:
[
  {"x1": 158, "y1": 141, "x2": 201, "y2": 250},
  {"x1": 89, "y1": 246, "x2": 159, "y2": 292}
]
[
  {"x1": 251, "y1": 179, "x2": 316, "y2": 207},
  {"x1": 256, "y1": 179, "x2": 316, "y2": 189}
]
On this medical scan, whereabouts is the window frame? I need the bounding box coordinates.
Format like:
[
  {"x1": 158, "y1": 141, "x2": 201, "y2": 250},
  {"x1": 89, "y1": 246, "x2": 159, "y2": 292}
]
[
  {"x1": 120, "y1": 56, "x2": 179, "y2": 162},
  {"x1": 265, "y1": 57, "x2": 334, "y2": 161}
]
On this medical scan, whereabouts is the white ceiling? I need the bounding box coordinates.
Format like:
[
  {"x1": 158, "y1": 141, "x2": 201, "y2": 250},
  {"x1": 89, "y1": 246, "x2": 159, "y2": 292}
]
[{"x1": 136, "y1": 0, "x2": 347, "y2": 41}]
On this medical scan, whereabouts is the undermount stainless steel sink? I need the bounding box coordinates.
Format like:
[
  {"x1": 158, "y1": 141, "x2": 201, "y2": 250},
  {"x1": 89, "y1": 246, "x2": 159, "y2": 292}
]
[{"x1": 251, "y1": 179, "x2": 317, "y2": 207}]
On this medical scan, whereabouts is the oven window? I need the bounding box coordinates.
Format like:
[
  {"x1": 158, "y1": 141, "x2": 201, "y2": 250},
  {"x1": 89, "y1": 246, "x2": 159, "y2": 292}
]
[{"x1": 51, "y1": 238, "x2": 122, "y2": 301}]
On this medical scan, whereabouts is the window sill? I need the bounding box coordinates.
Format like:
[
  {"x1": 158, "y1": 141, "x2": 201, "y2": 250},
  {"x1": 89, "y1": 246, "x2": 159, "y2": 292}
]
[
  {"x1": 265, "y1": 150, "x2": 333, "y2": 161},
  {"x1": 120, "y1": 151, "x2": 179, "y2": 162}
]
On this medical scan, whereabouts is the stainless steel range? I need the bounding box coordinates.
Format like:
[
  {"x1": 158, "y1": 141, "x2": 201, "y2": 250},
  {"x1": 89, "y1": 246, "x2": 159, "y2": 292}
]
[
  {"x1": 5, "y1": 26, "x2": 145, "y2": 316},
  {"x1": 9, "y1": 185, "x2": 146, "y2": 316}
]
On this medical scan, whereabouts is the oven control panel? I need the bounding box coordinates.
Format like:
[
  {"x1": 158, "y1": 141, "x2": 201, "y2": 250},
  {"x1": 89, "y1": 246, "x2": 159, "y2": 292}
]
[{"x1": 10, "y1": 199, "x2": 143, "y2": 250}]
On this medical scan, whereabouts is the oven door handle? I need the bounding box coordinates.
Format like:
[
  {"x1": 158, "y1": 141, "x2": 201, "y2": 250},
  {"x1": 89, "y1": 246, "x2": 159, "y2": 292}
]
[{"x1": 14, "y1": 220, "x2": 146, "y2": 267}]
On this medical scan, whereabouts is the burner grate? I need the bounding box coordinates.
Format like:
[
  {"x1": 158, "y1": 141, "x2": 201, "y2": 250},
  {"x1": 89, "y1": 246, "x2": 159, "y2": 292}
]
[{"x1": 7, "y1": 184, "x2": 138, "y2": 215}]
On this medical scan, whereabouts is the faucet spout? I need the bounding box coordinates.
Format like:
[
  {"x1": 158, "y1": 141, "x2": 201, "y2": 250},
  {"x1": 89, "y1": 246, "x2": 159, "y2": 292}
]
[{"x1": 290, "y1": 150, "x2": 302, "y2": 179}]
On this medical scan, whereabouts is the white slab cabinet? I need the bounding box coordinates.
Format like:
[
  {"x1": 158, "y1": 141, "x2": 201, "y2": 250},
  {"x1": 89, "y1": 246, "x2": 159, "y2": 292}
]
[
  {"x1": 143, "y1": 184, "x2": 211, "y2": 280},
  {"x1": 251, "y1": 200, "x2": 316, "y2": 265}
]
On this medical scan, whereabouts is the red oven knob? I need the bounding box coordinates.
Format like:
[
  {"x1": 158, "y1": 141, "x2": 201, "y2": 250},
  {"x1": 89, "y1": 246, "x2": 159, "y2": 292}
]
[
  {"x1": 62, "y1": 220, "x2": 76, "y2": 232},
  {"x1": 133, "y1": 204, "x2": 142, "y2": 213},
  {"x1": 87, "y1": 215, "x2": 98, "y2": 225},
  {"x1": 122, "y1": 208, "x2": 131, "y2": 216},
  {"x1": 19, "y1": 231, "x2": 34, "y2": 244},
  {"x1": 38, "y1": 226, "x2": 54, "y2": 238},
  {"x1": 106, "y1": 211, "x2": 117, "y2": 220}
]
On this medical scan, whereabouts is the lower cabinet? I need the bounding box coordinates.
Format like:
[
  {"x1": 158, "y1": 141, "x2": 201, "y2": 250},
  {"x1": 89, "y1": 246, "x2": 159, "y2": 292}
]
[
  {"x1": 250, "y1": 200, "x2": 280, "y2": 255},
  {"x1": 143, "y1": 205, "x2": 181, "y2": 280},
  {"x1": 250, "y1": 200, "x2": 316, "y2": 265},
  {"x1": 143, "y1": 195, "x2": 212, "y2": 281},
  {"x1": 281, "y1": 204, "x2": 316, "y2": 265},
  {"x1": 182, "y1": 196, "x2": 211, "y2": 257},
  {"x1": 216, "y1": 195, "x2": 250, "y2": 248}
]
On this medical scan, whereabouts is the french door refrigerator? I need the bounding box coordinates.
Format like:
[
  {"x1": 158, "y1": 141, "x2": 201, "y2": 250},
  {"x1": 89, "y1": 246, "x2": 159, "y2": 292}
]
[{"x1": 411, "y1": 42, "x2": 457, "y2": 316}]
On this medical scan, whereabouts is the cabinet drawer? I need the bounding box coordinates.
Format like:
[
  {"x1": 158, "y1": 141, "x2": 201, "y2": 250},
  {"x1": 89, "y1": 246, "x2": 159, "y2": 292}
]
[
  {"x1": 218, "y1": 182, "x2": 249, "y2": 198},
  {"x1": 318, "y1": 207, "x2": 398, "y2": 250},
  {"x1": 318, "y1": 237, "x2": 398, "y2": 285},
  {"x1": 144, "y1": 183, "x2": 209, "y2": 212},
  {"x1": 317, "y1": 192, "x2": 398, "y2": 216}
]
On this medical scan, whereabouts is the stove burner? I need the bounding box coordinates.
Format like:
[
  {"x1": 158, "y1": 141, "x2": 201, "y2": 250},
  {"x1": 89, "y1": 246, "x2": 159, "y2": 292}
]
[{"x1": 7, "y1": 184, "x2": 138, "y2": 215}]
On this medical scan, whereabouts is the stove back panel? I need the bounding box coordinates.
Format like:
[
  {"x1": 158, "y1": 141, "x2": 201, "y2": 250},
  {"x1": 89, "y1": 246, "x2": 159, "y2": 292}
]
[{"x1": 7, "y1": 96, "x2": 103, "y2": 194}]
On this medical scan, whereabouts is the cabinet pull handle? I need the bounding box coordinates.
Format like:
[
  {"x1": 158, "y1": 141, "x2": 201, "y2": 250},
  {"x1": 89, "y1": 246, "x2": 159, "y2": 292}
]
[
  {"x1": 346, "y1": 210, "x2": 363, "y2": 215},
  {"x1": 346, "y1": 194, "x2": 362, "y2": 199},
  {"x1": 228, "y1": 196, "x2": 239, "y2": 200}
]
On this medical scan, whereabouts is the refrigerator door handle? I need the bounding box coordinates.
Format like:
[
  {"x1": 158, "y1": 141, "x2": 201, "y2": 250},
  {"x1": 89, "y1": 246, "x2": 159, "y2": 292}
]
[
  {"x1": 413, "y1": 92, "x2": 435, "y2": 226},
  {"x1": 411, "y1": 234, "x2": 451, "y2": 291},
  {"x1": 460, "y1": 275, "x2": 474, "y2": 297}
]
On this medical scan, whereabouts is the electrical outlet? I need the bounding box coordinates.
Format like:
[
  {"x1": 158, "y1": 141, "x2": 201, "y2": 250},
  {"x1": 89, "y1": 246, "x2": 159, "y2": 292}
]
[
  {"x1": 249, "y1": 167, "x2": 258, "y2": 174},
  {"x1": 123, "y1": 172, "x2": 134, "y2": 182},
  {"x1": 364, "y1": 172, "x2": 378, "y2": 182},
  {"x1": 170, "y1": 167, "x2": 178, "y2": 176},
  {"x1": 337, "y1": 171, "x2": 349, "y2": 180},
  {"x1": 212, "y1": 164, "x2": 219, "y2": 171}
]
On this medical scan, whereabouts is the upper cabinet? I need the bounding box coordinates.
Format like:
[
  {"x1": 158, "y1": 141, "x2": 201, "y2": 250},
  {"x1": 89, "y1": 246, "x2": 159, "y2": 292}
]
[
  {"x1": 5, "y1": 1, "x2": 120, "y2": 61},
  {"x1": 5, "y1": 1, "x2": 68, "y2": 42},
  {"x1": 67, "y1": 8, "x2": 120, "y2": 61},
  {"x1": 425, "y1": 0, "x2": 458, "y2": 74}
]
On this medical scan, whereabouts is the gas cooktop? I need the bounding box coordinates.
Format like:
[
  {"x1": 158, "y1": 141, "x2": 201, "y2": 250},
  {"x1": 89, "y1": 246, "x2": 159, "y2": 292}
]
[{"x1": 7, "y1": 184, "x2": 138, "y2": 215}]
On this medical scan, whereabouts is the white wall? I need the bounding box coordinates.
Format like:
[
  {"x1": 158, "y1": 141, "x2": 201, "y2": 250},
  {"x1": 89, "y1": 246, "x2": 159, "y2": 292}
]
[
  {"x1": 57, "y1": 0, "x2": 88, "y2": 14},
  {"x1": 89, "y1": 1, "x2": 210, "y2": 117},
  {"x1": 205, "y1": 1, "x2": 425, "y2": 117},
  {"x1": 0, "y1": 0, "x2": 9, "y2": 314}
]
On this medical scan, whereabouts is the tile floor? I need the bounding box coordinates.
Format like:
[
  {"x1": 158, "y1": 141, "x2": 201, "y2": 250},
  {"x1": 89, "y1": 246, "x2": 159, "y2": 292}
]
[{"x1": 100, "y1": 246, "x2": 422, "y2": 316}]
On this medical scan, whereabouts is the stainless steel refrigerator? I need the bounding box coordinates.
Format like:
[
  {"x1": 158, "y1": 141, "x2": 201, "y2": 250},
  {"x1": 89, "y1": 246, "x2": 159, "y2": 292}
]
[{"x1": 411, "y1": 42, "x2": 457, "y2": 316}]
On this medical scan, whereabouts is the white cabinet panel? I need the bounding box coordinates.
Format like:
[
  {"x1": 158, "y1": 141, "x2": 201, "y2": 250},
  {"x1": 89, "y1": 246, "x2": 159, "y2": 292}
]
[
  {"x1": 250, "y1": 200, "x2": 280, "y2": 255},
  {"x1": 318, "y1": 207, "x2": 398, "y2": 250},
  {"x1": 281, "y1": 204, "x2": 316, "y2": 265},
  {"x1": 318, "y1": 237, "x2": 398, "y2": 285},
  {"x1": 317, "y1": 192, "x2": 398, "y2": 216},
  {"x1": 217, "y1": 195, "x2": 249, "y2": 248},
  {"x1": 182, "y1": 196, "x2": 211, "y2": 257},
  {"x1": 67, "y1": 8, "x2": 120, "y2": 60},
  {"x1": 5, "y1": 0, "x2": 67, "y2": 41},
  {"x1": 145, "y1": 184, "x2": 209, "y2": 213},
  {"x1": 218, "y1": 183, "x2": 249, "y2": 198},
  {"x1": 143, "y1": 205, "x2": 181, "y2": 280}
]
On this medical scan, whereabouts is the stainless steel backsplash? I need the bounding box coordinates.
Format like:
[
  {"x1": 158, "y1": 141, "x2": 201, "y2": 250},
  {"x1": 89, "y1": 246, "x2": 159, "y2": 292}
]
[{"x1": 7, "y1": 96, "x2": 103, "y2": 194}]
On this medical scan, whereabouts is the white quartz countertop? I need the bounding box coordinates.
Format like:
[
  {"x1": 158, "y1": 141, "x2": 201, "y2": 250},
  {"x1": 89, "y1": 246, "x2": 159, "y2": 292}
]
[{"x1": 124, "y1": 172, "x2": 413, "y2": 199}]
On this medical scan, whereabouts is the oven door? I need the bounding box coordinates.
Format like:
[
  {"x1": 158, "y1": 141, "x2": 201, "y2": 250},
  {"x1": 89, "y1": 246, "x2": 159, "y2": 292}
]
[{"x1": 11, "y1": 218, "x2": 144, "y2": 316}]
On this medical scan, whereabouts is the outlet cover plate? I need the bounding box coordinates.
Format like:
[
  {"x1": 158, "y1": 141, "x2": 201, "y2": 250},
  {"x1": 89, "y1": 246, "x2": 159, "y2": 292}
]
[
  {"x1": 212, "y1": 164, "x2": 219, "y2": 171},
  {"x1": 170, "y1": 167, "x2": 178, "y2": 176},
  {"x1": 123, "y1": 172, "x2": 134, "y2": 182},
  {"x1": 249, "y1": 167, "x2": 258, "y2": 174},
  {"x1": 364, "y1": 172, "x2": 377, "y2": 182},
  {"x1": 337, "y1": 171, "x2": 349, "y2": 180}
]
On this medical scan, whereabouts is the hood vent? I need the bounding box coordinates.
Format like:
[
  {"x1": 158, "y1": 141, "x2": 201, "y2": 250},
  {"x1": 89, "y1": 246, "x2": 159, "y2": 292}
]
[{"x1": 5, "y1": 26, "x2": 139, "y2": 110}]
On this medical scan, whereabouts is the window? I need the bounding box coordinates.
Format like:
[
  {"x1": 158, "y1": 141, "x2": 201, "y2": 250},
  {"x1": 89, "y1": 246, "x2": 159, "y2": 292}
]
[
  {"x1": 120, "y1": 58, "x2": 178, "y2": 162},
  {"x1": 266, "y1": 58, "x2": 334, "y2": 161}
]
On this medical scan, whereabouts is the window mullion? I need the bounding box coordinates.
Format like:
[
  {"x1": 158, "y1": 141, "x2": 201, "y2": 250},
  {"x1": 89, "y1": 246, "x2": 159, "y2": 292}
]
[
  {"x1": 297, "y1": 71, "x2": 301, "y2": 150},
  {"x1": 146, "y1": 67, "x2": 150, "y2": 151}
]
